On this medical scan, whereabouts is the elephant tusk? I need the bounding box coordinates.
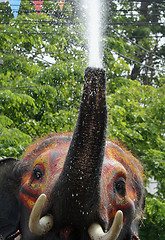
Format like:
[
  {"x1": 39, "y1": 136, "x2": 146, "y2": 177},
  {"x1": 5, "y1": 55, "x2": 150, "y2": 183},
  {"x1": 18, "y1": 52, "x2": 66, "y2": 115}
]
[
  {"x1": 88, "y1": 210, "x2": 123, "y2": 240},
  {"x1": 29, "y1": 194, "x2": 53, "y2": 236}
]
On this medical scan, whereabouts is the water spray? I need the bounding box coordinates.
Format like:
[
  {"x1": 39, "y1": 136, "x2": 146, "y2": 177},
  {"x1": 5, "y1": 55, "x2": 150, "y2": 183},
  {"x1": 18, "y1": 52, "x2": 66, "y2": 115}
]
[{"x1": 82, "y1": 0, "x2": 103, "y2": 68}]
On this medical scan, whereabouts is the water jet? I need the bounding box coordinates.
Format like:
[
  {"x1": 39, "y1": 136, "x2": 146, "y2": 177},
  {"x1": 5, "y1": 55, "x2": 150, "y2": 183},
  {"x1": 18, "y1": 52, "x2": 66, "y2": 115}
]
[{"x1": 81, "y1": 0, "x2": 104, "y2": 68}]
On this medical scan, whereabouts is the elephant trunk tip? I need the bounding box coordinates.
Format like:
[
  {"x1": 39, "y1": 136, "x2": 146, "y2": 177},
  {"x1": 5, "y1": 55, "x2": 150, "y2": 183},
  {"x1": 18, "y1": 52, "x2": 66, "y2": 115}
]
[
  {"x1": 85, "y1": 66, "x2": 106, "y2": 73},
  {"x1": 85, "y1": 67, "x2": 106, "y2": 83}
]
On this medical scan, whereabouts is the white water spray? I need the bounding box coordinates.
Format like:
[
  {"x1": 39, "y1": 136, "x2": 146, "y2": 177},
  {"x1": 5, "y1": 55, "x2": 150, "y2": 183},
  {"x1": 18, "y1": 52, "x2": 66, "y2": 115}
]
[{"x1": 82, "y1": 0, "x2": 103, "y2": 68}]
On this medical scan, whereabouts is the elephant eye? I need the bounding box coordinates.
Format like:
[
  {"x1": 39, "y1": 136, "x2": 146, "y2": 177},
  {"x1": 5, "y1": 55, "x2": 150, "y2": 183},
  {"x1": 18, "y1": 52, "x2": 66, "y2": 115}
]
[
  {"x1": 115, "y1": 177, "x2": 126, "y2": 197},
  {"x1": 32, "y1": 164, "x2": 45, "y2": 180}
]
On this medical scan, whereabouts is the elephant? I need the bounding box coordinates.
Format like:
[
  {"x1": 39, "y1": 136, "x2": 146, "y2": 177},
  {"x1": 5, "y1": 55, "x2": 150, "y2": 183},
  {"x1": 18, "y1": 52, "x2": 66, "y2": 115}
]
[{"x1": 0, "y1": 67, "x2": 145, "y2": 240}]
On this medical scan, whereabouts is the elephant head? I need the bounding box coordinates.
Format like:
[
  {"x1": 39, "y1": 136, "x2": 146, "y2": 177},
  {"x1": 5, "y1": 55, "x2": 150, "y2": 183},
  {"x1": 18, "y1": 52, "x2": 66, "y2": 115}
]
[{"x1": 0, "y1": 67, "x2": 145, "y2": 240}]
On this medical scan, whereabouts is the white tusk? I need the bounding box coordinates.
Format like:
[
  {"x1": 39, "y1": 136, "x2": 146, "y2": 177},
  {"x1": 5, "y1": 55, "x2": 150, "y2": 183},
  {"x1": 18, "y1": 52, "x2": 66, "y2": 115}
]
[
  {"x1": 29, "y1": 194, "x2": 53, "y2": 236},
  {"x1": 88, "y1": 210, "x2": 123, "y2": 240}
]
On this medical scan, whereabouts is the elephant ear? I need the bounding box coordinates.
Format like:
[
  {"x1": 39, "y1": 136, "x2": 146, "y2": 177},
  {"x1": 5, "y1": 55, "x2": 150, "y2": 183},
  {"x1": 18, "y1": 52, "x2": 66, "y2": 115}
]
[{"x1": 0, "y1": 158, "x2": 20, "y2": 239}]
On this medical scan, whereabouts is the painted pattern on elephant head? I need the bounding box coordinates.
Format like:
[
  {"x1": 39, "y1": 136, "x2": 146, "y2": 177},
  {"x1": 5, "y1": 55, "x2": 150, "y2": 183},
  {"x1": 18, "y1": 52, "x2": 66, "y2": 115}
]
[
  {"x1": 19, "y1": 135, "x2": 72, "y2": 211},
  {"x1": 100, "y1": 141, "x2": 144, "y2": 232}
]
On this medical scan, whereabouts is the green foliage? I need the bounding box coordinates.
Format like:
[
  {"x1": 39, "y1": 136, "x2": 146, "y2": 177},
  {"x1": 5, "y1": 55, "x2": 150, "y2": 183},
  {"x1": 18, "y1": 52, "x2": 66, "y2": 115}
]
[
  {"x1": 0, "y1": 90, "x2": 36, "y2": 122},
  {"x1": 107, "y1": 80, "x2": 165, "y2": 155},
  {"x1": 104, "y1": 0, "x2": 165, "y2": 85},
  {"x1": 0, "y1": 0, "x2": 85, "y2": 158},
  {"x1": 140, "y1": 197, "x2": 165, "y2": 240},
  {"x1": 0, "y1": 115, "x2": 32, "y2": 158}
]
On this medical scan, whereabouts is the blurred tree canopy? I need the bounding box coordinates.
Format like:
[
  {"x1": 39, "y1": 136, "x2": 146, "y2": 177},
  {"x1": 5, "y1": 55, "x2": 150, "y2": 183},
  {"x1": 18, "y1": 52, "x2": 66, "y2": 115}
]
[{"x1": 0, "y1": 0, "x2": 164, "y2": 239}]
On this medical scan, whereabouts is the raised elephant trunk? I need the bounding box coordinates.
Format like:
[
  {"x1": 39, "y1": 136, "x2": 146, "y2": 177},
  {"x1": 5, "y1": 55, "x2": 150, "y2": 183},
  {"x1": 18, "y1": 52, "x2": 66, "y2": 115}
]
[
  {"x1": 52, "y1": 67, "x2": 107, "y2": 228},
  {"x1": 63, "y1": 67, "x2": 107, "y2": 188}
]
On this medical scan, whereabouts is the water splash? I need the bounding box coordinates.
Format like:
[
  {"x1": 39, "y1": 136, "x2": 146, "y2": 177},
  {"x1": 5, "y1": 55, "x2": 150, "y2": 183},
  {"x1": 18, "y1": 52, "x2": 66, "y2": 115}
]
[{"x1": 82, "y1": 0, "x2": 103, "y2": 68}]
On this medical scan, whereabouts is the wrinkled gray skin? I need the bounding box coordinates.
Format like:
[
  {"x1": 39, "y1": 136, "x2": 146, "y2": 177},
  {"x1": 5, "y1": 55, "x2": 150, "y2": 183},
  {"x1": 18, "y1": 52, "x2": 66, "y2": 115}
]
[{"x1": 0, "y1": 67, "x2": 145, "y2": 240}]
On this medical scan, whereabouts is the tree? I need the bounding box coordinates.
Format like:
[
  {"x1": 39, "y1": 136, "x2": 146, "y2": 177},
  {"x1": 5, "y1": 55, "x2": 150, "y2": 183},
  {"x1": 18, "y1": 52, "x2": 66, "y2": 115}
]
[
  {"x1": 105, "y1": 0, "x2": 165, "y2": 86},
  {"x1": 0, "y1": 0, "x2": 86, "y2": 158}
]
